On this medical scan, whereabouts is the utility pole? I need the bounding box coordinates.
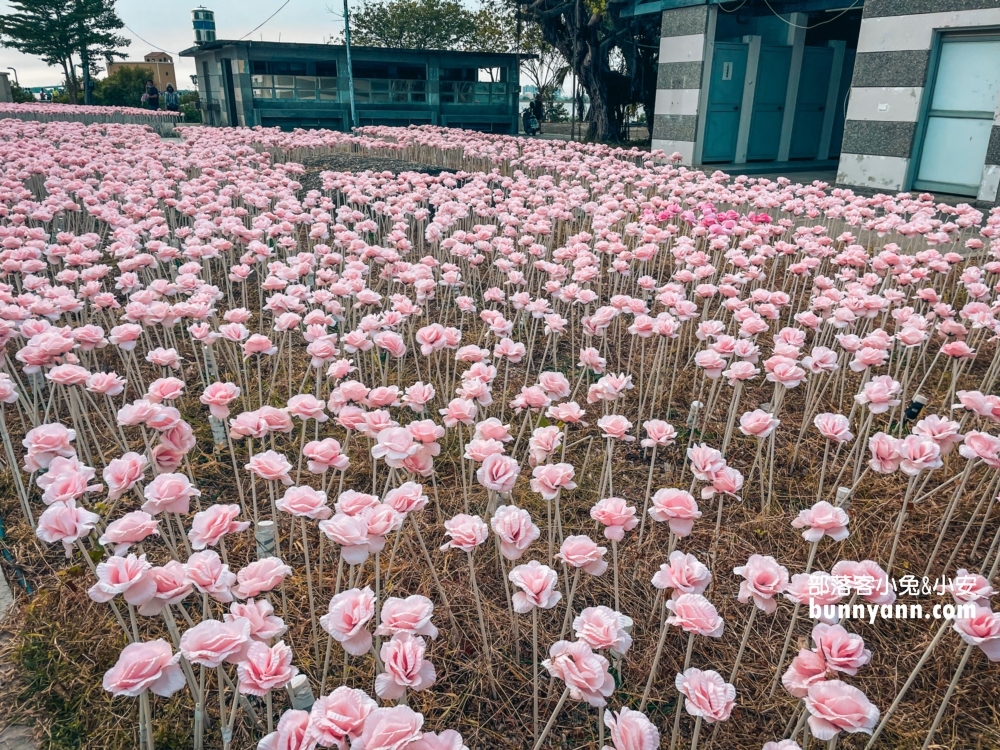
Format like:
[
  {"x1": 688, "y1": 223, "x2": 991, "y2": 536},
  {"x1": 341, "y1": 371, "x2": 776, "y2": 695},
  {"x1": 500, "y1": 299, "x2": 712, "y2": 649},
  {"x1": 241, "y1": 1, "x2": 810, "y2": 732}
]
[
  {"x1": 570, "y1": 0, "x2": 578, "y2": 141},
  {"x1": 81, "y1": 47, "x2": 92, "y2": 105},
  {"x1": 7, "y1": 68, "x2": 18, "y2": 86},
  {"x1": 343, "y1": 0, "x2": 357, "y2": 129}
]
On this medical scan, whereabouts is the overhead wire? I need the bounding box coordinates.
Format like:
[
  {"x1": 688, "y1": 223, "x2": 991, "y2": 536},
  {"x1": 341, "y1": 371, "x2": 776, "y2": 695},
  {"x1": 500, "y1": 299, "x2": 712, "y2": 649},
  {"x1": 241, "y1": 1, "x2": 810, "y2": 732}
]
[
  {"x1": 122, "y1": 22, "x2": 180, "y2": 57},
  {"x1": 239, "y1": 0, "x2": 296, "y2": 40},
  {"x1": 761, "y1": 0, "x2": 864, "y2": 29}
]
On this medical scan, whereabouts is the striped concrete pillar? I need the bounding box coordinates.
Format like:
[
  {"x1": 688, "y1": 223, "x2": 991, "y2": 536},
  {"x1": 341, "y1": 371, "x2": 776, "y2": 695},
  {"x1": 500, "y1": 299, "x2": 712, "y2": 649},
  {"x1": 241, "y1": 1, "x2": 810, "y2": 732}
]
[
  {"x1": 837, "y1": 0, "x2": 1000, "y2": 199},
  {"x1": 651, "y1": 5, "x2": 714, "y2": 164}
]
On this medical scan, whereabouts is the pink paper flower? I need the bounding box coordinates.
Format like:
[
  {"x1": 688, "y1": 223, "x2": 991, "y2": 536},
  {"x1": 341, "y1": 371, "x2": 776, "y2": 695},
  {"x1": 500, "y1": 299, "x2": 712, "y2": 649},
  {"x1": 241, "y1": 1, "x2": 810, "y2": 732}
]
[
  {"x1": 179, "y1": 617, "x2": 252, "y2": 667},
  {"x1": 189, "y1": 504, "x2": 249, "y2": 549},
  {"x1": 102, "y1": 639, "x2": 185, "y2": 697},
  {"x1": 590, "y1": 497, "x2": 638, "y2": 541},
  {"x1": 489, "y1": 505, "x2": 540, "y2": 560},
  {"x1": 308, "y1": 686, "x2": 376, "y2": 748},
  {"x1": 813, "y1": 413, "x2": 853, "y2": 443},
  {"x1": 375, "y1": 633, "x2": 437, "y2": 700},
  {"x1": 440, "y1": 513, "x2": 488, "y2": 552},
  {"x1": 185, "y1": 550, "x2": 237, "y2": 603},
  {"x1": 320, "y1": 587, "x2": 375, "y2": 656},
  {"x1": 259, "y1": 710, "x2": 316, "y2": 750},
  {"x1": 602, "y1": 706, "x2": 659, "y2": 750},
  {"x1": 734, "y1": 554, "x2": 789, "y2": 614},
  {"x1": 574, "y1": 605, "x2": 632, "y2": 655},
  {"x1": 651, "y1": 551, "x2": 712, "y2": 598},
  {"x1": 103, "y1": 452, "x2": 148, "y2": 501},
  {"x1": 142, "y1": 472, "x2": 201, "y2": 515},
  {"x1": 36, "y1": 499, "x2": 100, "y2": 556},
  {"x1": 353, "y1": 706, "x2": 423, "y2": 750},
  {"x1": 675, "y1": 668, "x2": 736, "y2": 723},
  {"x1": 227, "y1": 598, "x2": 287, "y2": 642},
  {"x1": 812, "y1": 623, "x2": 871, "y2": 675},
  {"x1": 666, "y1": 593, "x2": 724, "y2": 637},
  {"x1": 529, "y1": 463, "x2": 577, "y2": 500},
  {"x1": 542, "y1": 639, "x2": 615, "y2": 707},
  {"x1": 475, "y1": 453, "x2": 520, "y2": 494},
  {"x1": 375, "y1": 595, "x2": 438, "y2": 639},
  {"x1": 791, "y1": 501, "x2": 850, "y2": 542},
  {"x1": 781, "y1": 647, "x2": 827, "y2": 698},
  {"x1": 88, "y1": 553, "x2": 156, "y2": 606},
  {"x1": 99, "y1": 510, "x2": 159, "y2": 555},
  {"x1": 509, "y1": 560, "x2": 562, "y2": 612},
  {"x1": 804, "y1": 680, "x2": 879, "y2": 740},
  {"x1": 235, "y1": 557, "x2": 293, "y2": 599},
  {"x1": 648, "y1": 489, "x2": 701, "y2": 537},
  {"x1": 556, "y1": 535, "x2": 608, "y2": 575},
  {"x1": 246, "y1": 450, "x2": 294, "y2": 486}
]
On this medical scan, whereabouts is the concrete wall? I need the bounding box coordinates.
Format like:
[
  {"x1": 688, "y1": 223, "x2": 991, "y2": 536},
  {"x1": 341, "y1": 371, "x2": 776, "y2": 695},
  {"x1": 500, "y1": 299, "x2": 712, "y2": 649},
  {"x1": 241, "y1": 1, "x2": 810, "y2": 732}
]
[
  {"x1": 837, "y1": 0, "x2": 1000, "y2": 200},
  {"x1": 651, "y1": 5, "x2": 713, "y2": 163},
  {"x1": 0, "y1": 73, "x2": 11, "y2": 104}
]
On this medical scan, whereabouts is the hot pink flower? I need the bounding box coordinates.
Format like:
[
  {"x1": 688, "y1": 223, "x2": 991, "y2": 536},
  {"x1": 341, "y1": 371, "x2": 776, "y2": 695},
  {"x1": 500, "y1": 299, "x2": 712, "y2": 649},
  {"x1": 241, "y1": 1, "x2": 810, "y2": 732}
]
[
  {"x1": 675, "y1": 668, "x2": 736, "y2": 723},
  {"x1": 102, "y1": 639, "x2": 184, "y2": 697},
  {"x1": 542, "y1": 639, "x2": 615, "y2": 707}
]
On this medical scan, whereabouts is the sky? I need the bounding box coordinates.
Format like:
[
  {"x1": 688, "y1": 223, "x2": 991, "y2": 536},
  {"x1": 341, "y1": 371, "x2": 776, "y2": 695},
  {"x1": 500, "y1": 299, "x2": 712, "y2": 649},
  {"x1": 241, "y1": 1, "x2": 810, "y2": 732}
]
[{"x1": 1, "y1": 0, "x2": 345, "y2": 88}]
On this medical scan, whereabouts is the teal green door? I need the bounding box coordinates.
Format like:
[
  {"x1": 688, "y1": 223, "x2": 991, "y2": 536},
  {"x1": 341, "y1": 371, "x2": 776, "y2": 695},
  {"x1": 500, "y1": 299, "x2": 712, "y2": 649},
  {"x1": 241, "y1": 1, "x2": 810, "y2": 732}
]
[
  {"x1": 827, "y1": 49, "x2": 855, "y2": 159},
  {"x1": 747, "y1": 45, "x2": 792, "y2": 161},
  {"x1": 789, "y1": 46, "x2": 834, "y2": 159},
  {"x1": 701, "y1": 43, "x2": 748, "y2": 163}
]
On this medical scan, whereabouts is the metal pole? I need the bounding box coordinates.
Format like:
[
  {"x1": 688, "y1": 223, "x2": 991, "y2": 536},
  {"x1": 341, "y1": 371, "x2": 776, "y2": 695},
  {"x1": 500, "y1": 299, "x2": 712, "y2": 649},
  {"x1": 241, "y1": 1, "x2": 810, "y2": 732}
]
[
  {"x1": 7, "y1": 67, "x2": 17, "y2": 86},
  {"x1": 343, "y1": 0, "x2": 357, "y2": 130},
  {"x1": 81, "y1": 48, "x2": 91, "y2": 105},
  {"x1": 570, "y1": 0, "x2": 578, "y2": 140}
]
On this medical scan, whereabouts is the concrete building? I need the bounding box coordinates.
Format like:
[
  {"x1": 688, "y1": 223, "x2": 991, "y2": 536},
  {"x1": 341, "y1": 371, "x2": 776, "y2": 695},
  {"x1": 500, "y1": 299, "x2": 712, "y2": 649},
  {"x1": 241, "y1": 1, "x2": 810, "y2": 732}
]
[
  {"x1": 179, "y1": 40, "x2": 522, "y2": 133},
  {"x1": 107, "y1": 52, "x2": 179, "y2": 92},
  {"x1": 0, "y1": 73, "x2": 11, "y2": 103},
  {"x1": 641, "y1": 0, "x2": 1000, "y2": 202}
]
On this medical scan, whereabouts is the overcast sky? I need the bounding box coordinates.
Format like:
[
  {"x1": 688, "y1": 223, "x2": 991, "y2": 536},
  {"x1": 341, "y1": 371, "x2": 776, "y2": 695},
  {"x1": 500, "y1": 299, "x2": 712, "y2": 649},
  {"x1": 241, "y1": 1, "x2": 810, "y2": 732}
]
[{"x1": 2, "y1": 0, "x2": 344, "y2": 88}]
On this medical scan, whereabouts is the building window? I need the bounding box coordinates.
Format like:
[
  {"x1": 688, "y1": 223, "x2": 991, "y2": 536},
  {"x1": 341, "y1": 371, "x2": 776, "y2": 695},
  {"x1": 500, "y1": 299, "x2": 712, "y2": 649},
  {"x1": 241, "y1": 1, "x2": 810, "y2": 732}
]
[
  {"x1": 252, "y1": 67, "x2": 338, "y2": 101},
  {"x1": 440, "y1": 81, "x2": 507, "y2": 104}
]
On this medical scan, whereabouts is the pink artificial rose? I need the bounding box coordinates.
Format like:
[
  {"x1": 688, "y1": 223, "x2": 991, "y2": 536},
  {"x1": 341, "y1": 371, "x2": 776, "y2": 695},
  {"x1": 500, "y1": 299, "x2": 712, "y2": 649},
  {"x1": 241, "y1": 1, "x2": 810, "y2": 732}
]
[
  {"x1": 383, "y1": 482, "x2": 428, "y2": 516},
  {"x1": 675, "y1": 667, "x2": 736, "y2": 723},
  {"x1": 408, "y1": 730, "x2": 468, "y2": 750},
  {"x1": 529, "y1": 463, "x2": 577, "y2": 501},
  {"x1": 490, "y1": 505, "x2": 540, "y2": 560},
  {"x1": 898, "y1": 434, "x2": 942, "y2": 475},
  {"x1": 574, "y1": 605, "x2": 632, "y2": 655},
  {"x1": 371, "y1": 427, "x2": 419, "y2": 468},
  {"x1": 912, "y1": 415, "x2": 964, "y2": 456},
  {"x1": 942, "y1": 568, "x2": 996, "y2": 607},
  {"x1": 88, "y1": 553, "x2": 156, "y2": 606},
  {"x1": 781, "y1": 648, "x2": 827, "y2": 698},
  {"x1": 258, "y1": 709, "x2": 316, "y2": 750},
  {"x1": 648, "y1": 489, "x2": 701, "y2": 538},
  {"x1": 179, "y1": 617, "x2": 252, "y2": 667},
  {"x1": 246, "y1": 450, "x2": 294, "y2": 486},
  {"x1": 814, "y1": 413, "x2": 853, "y2": 443},
  {"x1": 99, "y1": 510, "x2": 160, "y2": 555},
  {"x1": 353, "y1": 706, "x2": 423, "y2": 750},
  {"x1": 22, "y1": 423, "x2": 76, "y2": 472},
  {"x1": 320, "y1": 587, "x2": 375, "y2": 656},
  {"x1": 739, "y1": 409, "x2": 780, "y2": 438},
  {"x1": 228, "y1": 598, "x2": 287, "y2": 642},
  {"x1": 602, "y1": 706, "x2": 659, "y2": 750},
  {"x1": 137, "y1": 560, "x2": 194, "y2": 616},
  {"x1": 142, "y1": 472, "x2": 200, "y2": 516},
  {"x1": 791, "y1": 501, "x2": 850, "y2": 542},
  {"x1": 200, "y1": 381, "x2": 241, "y2": 419},
  {"x1": 651, "y1": 551, "x2": 711, "y2": 597},
  {"x1": 952, "y1": 607, "x2": 1000, "y2": 661},
  {"x1": 103, "y1": 452, "x2": 148, "y2": 501},
  {"x1": 641, "y1": 420, "x2": 677, "y2": 448},
  {"x1": 804, "y1": 680, "x2": 879, "y2": 740},
  {"x1": 147, "y1": 377, "x2": 185, "y2": 403},
  {"x1": 278, "y1": 486, "x2": 332, "y2": 519},
  {"x1": 87, "y1": 372, "x2": 126, "y2": 396},
  {"x1": 812, "y1": 623, "x2": 871, "y2": 675},
  {"x1": 102, "y1": 639, "x2": 185, "y2": 697},
  {"x1": 375, "y1": 595, "x2": 438, "y2": 639},
  {"x1": 590, "y1": 497, "x2": 638, "y2": 541},
  {"x1": 189, "y1": 504, "x2": 249, "y2": 549},
  {"x1": 475, "y1": 453, "x2": 520, "y2": 494},
  {"x1": 235, "y1": 557, "x2": 293, "y2": 599},
  {"x1": 320, "y1": 512, "x2": 371, "y2": 564},
  {"x1": 542, "y1": 639, "x2": 615, "y2": 707},
  {"x1": 36, "y1": 499, "x2": 100, "y2": 556},
  {"x1": 556, "y1": 535, "x2": 608, "y2": 575},
  {"x1": 762, "y1": 742, "x2": 802, "y2": 750},
  {"x1": 375, "y1": 633, "x2": 436, "y2": 700},
  {"x1": 687, "y1": 444, "x2": 726, "y2": 482},
  {"x1": 185, "y1": 550, "x2": 237, "y2": 603},
  {"x1": 308, "y1": 686, "x2": 376, "y2": 748},
  {"x1": 238, "y1": 640, "x2": 298, "y2": 696},
  {"x1": 440, "y1": 513, "x2": 488, "y2": 552},
  {"x1": 509, "y1": 560, "x2": 562, "y2": 612},
  {"x1": 666, "y1": 594, "x2": 724, "y2": 637},
  {"x1": 785, "y1": 572, "x2": 844, "y2": 622},
  {"x1": 867, "y1": 432, "x2": 901, "y2": 474},
  {"x1": 854, "y1": 375, "x2": 900, "y2": 414},
  {"x1": 597, "y1": 414, "x2": 634, "y2": 442},
  {"x1": 303, "y1": 438, "x2": 350, "y2": 474},
  {"x1": 734, "y1": 554, "x2": 789, "y2": 614},
  {"x1": 830, "y1": 559, "x2": 895, "y2": 605}
]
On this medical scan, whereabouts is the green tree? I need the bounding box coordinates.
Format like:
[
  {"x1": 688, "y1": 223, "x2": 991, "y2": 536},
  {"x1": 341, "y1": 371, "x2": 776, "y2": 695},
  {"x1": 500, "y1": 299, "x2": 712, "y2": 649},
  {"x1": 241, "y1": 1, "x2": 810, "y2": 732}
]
[
  {"x1": 344, "y1": 0, "x2": 477, "y2": 50},
  {"x1": 0, "y1": 0, "x2": 128, "y2": 104},
  {"x1": 9, "y1": 82, "x2": 36, "y2": 103},
  {"x1": 179, "y1": 91, "x2": 201, "y2": 123},
  {"x1": 93, "y1": 64, "x2": 147, "y2": 107}
]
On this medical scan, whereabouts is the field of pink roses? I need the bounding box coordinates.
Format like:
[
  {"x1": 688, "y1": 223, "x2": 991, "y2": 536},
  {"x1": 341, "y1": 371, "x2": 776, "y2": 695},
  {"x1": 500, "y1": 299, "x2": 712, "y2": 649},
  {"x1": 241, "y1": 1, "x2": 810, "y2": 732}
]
[{"x1": 0, "y1": 112, "x2": 998, "y2": 750}]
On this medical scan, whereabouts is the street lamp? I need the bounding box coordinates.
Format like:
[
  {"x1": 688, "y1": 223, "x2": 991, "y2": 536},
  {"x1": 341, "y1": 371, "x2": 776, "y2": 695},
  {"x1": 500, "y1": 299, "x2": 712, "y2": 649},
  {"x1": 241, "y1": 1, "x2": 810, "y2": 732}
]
[{"x1": 7, "y1": 67, "x2": 18, "y2": 86}]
